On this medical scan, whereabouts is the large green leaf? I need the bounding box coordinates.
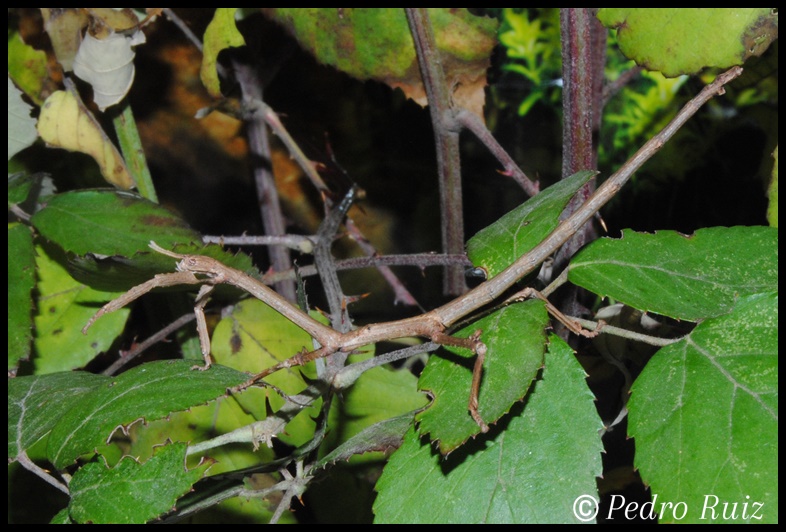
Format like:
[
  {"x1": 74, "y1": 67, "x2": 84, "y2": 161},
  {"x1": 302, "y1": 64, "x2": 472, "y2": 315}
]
[
  {"x1": 628, "y1": 292, "x2": 778, "y2": 523},
  {"x1": 33, "y1": 243, "x2": 130, "y2": 373},
  {"x1": 568, "y1": 226, "x2": 777, "y2": 321},
  {"x1": 30, "y1": 189, "x2": 256, "y2": 291},
  {"x1": 264, "y1": 8, "x2": 497, "y2": 116},
  {"x1": 374, "y1": 335, "x2": 603, "y2": 523},
  {"x1": 8, "y1": 371, "x2": 108, "y2": 460},
  {"x1": 68, "y1": 442, "x2": 210, "y2": 524},
  {"x1": 8, "y1": 223, "x2": 36, "y2": 371},
  {"x1": 598, "y1": 8, "x2": 778, "y2": 77},
  {"x1": 46, "y1": 360, "x2": 249, "y2": 469},
  {"x1": 416, "y1": 300, "x2": 548, "y2": 453},
  {"x1": 467, "y1": 170, "x2": 596, "y2": 278}
]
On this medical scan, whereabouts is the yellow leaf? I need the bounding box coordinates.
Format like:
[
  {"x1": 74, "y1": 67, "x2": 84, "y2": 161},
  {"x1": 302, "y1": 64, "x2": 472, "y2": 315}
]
[{"x1": 37, "y1": 91, "x2": 135, "y2": 189}]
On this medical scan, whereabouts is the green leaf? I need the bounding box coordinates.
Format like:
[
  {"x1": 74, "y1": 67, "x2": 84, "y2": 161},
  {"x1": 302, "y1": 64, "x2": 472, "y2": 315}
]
[
  {"x1": 7, "y1": 172, "x2": 42, "y2": 207},
  {"x1": 8, "y1": 371, "x2": 108, "y2": 460},
  {"x1": 68, "y1": 442, "x2": 209, "y2": 524},
  {"x1": 8, "y1": 76, "x2": 38, "y2": 160},
  {"x1": 33, "y1": 244, "x2": 131, "y2": 373},
  {"x1": 8, "y1": 223, "x2": 36, "y2": 371},
  {"x1": 374, "y1": 335, "x2": 603, "y2": 523},
  {"x1": 31, "y1": 189, "x2": 199, "y2": 260},
  {"x1": 46, "y1": 360, "x2": 249, "y2": 469},
  {"x1": 211, "y1": 298, "x2": 321, "y2": 448},
  {"x1": 628, "y1": 292, "x2": 778, "y2": 523},
  {"x1": 467, "y1": 170, "x2": 596, "y2": 278},
  {"x1": 30, "y1": 189, "x2": 256, "y2": 291},
  {"x1": 597, "y1": 8, "x2": 778, "y2": 77},
  {"x1": 265, "y1": 8, "x2": 497, "y2": 116},
  {"x1": 200, "y1": 8, "x2": 245, "y2": 98},
  {"x1": 568, "y1": 226, "x2": 777, "y2": 321},
  {"x1": 416, "y1": 300, "x2": 548, "y2": 453}
]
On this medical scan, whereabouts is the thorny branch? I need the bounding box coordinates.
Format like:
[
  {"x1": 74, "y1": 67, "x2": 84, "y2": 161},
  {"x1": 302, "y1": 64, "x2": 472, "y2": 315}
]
[{"x1": 84, "y1": 66, "x2": 743, "y2": 432}]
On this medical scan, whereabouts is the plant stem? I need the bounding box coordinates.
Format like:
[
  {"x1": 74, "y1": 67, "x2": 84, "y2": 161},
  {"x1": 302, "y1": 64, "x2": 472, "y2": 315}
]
[
  {"x1": 113, "y1": 101, "x2": 158, "y2": 202},
  {"x1": 406, "y1": 8, "x2": 467, "y2": 296},
  {"x1": 234, "y1": 59, "x2": 297, "y2": 302}
]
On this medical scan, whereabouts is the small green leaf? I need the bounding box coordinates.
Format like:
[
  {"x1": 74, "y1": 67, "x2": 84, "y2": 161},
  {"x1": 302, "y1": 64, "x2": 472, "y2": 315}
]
[
  {"x1": 374, "y1": 335, "x2": 603, "y2": 523},
  {"x1": 8, "y1": 223, "x2": 36, "y2": 371},
  {"x1": 467, "y1": 170, "x2": 596, "y2": 278},
  {"x1": 598, "y1": 8, "x2": 778, "y2": 77},
  {"x1": 8, "y1": 76, "x2": 38, "y2": 161},
  {"x1": 568, "y1": 226, "x2": 777, "y2": 321},
  {"x1": 68, "y1": 442, "x2": 209, "y2": 524},
  {"x1": 46, "y1": 360, "x2": 249, "y2": 469},
  {"x1": 416, "y1": 300, "x2": 548, "y2": 453},
  {"x1": 8, "y1": 371, "x2": 108, "y2": 460},
  {"x1": 628, "y1": 292, "x2": 778, "y2": 523},
  {"x1": 8, "y1": 31, "x2": 50, "y2": 106},
  {"x1": 200, "y1": 8, "x2": 245, "y2": 98},
  {"x1": 33, "y1": 244, "x2": 130, "y2": 373},
  {"x1": 7, "y1": 172, "x2": 42, "y2": 207}
]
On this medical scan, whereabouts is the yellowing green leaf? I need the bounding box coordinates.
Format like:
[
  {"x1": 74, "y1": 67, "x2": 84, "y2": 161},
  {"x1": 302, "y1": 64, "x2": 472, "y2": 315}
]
[
  {"x1": 201, "y1": 8, "x2": 246, "y2": 98},
  {"x1": 598, "y1": 8, "x2": 778, "y2": 77},
  {"x1": 265, "y1": 8, "x2": 497, "y2": 118},
  {"x1": 37, "y1": 91, "x2": 135, "y2": 189}
]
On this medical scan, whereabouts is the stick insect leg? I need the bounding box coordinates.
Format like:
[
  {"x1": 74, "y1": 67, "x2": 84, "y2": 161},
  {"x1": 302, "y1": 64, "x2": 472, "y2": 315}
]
[{"x1": 192, "y1": 284, "x2": 216, "y2": 371}]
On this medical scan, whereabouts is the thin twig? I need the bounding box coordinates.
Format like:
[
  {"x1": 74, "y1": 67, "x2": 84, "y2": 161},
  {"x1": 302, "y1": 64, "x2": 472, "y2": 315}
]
[
  {"x1": 102, "y1": 313, "x2": 197, "y2": 376},
  {"x1": 406, "y1": 8, "x2": 467, "y2": 296},
  {"x1": 203, "y1": 234, "x2": 315, "y2": 253},
  {"x1": 344, "y1": 218, "x2": 420, "y2": 307},
  {"x1": 16, "y1": 451, "x2": 69, "y2": 495},
  {"x1": 455, "y1": 108, "x2": 539, "y2": 197},
  {"x1": 234, "y1": 59, "x2": 297, "y2": 302}
]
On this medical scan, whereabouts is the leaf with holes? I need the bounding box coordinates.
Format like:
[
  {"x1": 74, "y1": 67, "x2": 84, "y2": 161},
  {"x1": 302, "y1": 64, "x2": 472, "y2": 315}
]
[
  {"x1": 416, "y1": 299, "x2": 548, "y2": 453},
  {"x1": 68, "y1": 442, "x2": 210, "y2": 524},
  {"x1": 628, "y1": 292, "x2": 778, "y2": 523},
  {"x1": 568, "y1": 226, "x2": 777, "y2": 321},
  {"x1": 374, "y1": 334, "x2": 603, "y2": 523},
  {"x1": 46, "y1": 360, "x2": 248, "y2": 469}
]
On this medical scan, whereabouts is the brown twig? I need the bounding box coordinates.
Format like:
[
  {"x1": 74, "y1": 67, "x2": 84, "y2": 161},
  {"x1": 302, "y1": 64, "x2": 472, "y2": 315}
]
[
  {"x1": 234, "y1": 59, "x2": 297, "y2": 303},
  {"x1": 406, "y1": 8, "x2": 467, "y2": 296},
  {"x1": 455, "y1": 108, "x2": 540, "y2": 197}
]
